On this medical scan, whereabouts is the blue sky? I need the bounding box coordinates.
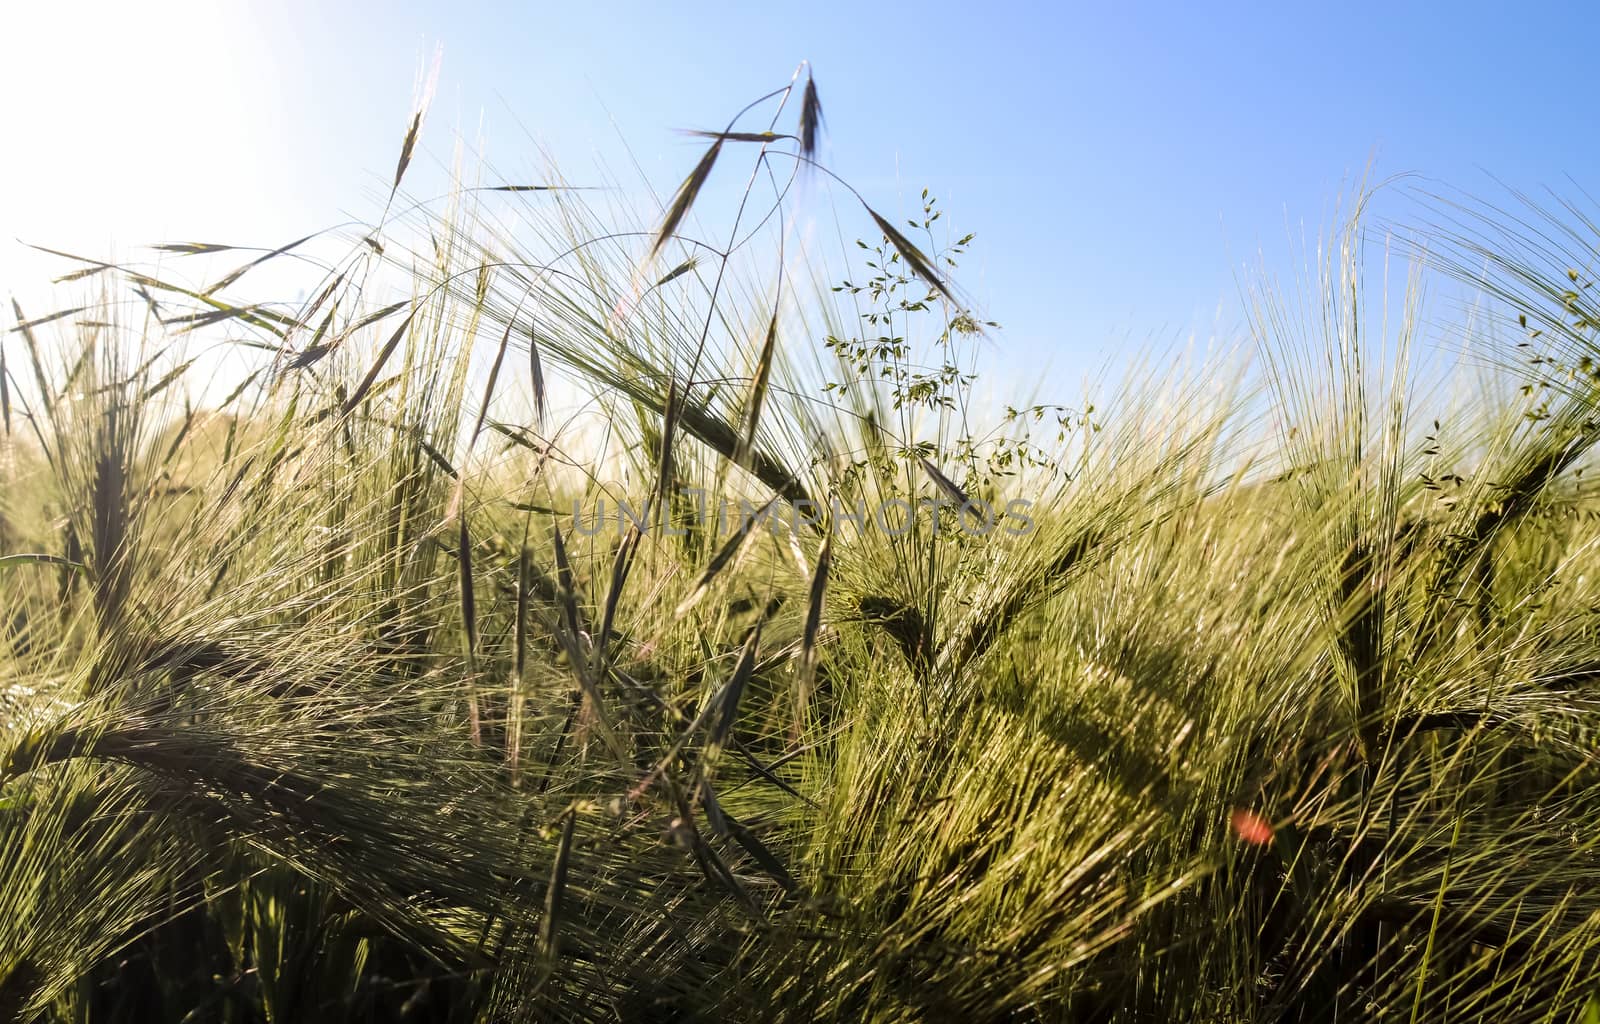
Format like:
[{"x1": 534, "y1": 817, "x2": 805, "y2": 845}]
[{"x1": 5, "y1": 1, "x2": 1598, "y2": 396}]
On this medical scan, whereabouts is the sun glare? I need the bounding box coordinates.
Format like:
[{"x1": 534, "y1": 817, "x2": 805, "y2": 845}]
[{"x1": 2, "y1": 2, "x2": 286, "y2": 298}]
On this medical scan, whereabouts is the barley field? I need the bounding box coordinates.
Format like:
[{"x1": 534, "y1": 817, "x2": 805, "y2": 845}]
[{"x1": 6, "y1": 70, "x2": 1600, "y2": 1022}]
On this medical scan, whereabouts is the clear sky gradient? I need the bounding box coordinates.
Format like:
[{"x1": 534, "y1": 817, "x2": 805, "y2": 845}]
[{"x1": 5, "y1": 1, "x2": 1597, "y2": 395}]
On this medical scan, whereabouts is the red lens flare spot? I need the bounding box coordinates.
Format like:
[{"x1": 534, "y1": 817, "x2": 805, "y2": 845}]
[{"x1": 1230, "y1": 808, "x2": 1275, "y2": 846}]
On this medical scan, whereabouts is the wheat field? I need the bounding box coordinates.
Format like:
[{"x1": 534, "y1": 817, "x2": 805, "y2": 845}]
[{"x1": 5, "y1": 69, "x2": 1600, "y2": 1022}]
